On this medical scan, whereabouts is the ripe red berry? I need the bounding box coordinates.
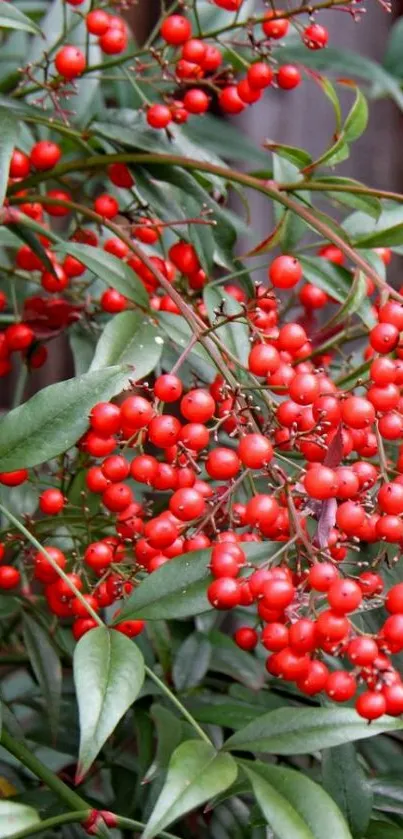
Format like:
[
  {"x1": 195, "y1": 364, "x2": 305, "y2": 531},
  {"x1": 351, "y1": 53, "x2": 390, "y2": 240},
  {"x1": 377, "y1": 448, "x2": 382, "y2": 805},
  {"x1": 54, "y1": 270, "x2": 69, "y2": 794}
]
[
  {"x1": 219, "y1": 86, "x2": 245, "y2": 114},
  {"x1": 370, "y1": 323, "x2": 399, "y2": 354},
  {"x1": 86, "y1": 9, "x2": 110, "y2": 35},
  {"x1": 277, "y1": 65, "x2": 301, "y2": 90},
  {"x1": 269, "y1": 255, "x2": 302, "y2": 289},
  {"x1": 99, "y1": 27, "x2": 128, "y2": 55},
  {"x1": 183, "y1": 89, "x2": 210, "y2": 114},
  {"x1": 146, "y1": 104, "x2": 172, "y2": 129},
  {"x1": 5, "y1": 323, "x2": 34, "y2": 351},
  {"x1": 247, "y1": 62, "x2": 273, "y2": 90},
  {"x1": 107, "y1": 162, "x2": 134, "y2": 188},
  {"x1": 94, "y1": 194, "x2": 119, "y2": 219},
  {"x1": 303, "y1": 23, "x2": 329, "y2": 49},
  {"x1": 0, "y1": 469, "x2": 28, "y2": 486},
  {"x1": 34, "y1": 546, "x2": 66, "y2": 584},
  {"x1": 326, "y1": 670, "x2": 356, "y2": 702},
  {"x1": 234, "y1": 627, "x2": 259, "y2": 650},
  {"x1": 169, "y1": 487, "x2": 205, "y2": 521},
  {"x1": 237, "y1": 434, "x2": 273, "y2": 468},
  {"x1": 55, "y1": 45, "x2": 86, "y2": 79},
  {"x1": 181, "y1": 388, "x2": 215, "y2": 422},
  {"x1": 304, "y1": 465, "x2": 338, "y2": 500},
  {"x1": 262, "y1": 11, "x2": 289, "y2": 38},
  {"x1": 102, "y1": 482, "x2": 133, "y2": 512},
  {"x1": 248, "y1": 343, "x2": 280, "y2": 376},
  {"x1": 207, "y1": 577, "x2": 240, "y2": 609},
  {"x1": 39, "y1": 488, "x2": 65, "y2": 515},
  {"x1": 10, "y1": 149, "x2": 30, "y2": 178},
  {"x1": 115, "y1": 620, "x2": 145, "y2": 637},
  {"x1": 327, "y1": 578, "x2": 362, "y2": 614},
  {"x1": 355, "y1": 691, "x2": 386, "y2": 720},
  {"x1": 206, "y1": 447, "x2": 240, "y2": 480},
  {"x1": 169, "y1": 242, "x2": 199, "y2": 275},
  {"x1": 161, "y1": 15, "x2": 192, "y2": 45},
  {"x1": 30, "y1": 141, "x2": 61, "y2": 170},
  {"x1": 90, "y1": 402, "x2": 121, "y2": 436},
  {"x1": 0, "y1": 566, "x2": 20, "y2": 589},
  {"x1": 101, "y1": 288, "x2": 127, "y2": 313}
]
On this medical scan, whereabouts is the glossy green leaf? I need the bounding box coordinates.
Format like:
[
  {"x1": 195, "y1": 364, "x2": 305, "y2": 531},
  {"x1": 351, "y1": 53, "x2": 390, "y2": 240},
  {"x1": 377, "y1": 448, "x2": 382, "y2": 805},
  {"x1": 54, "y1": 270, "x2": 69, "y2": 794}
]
[
  {"x1": 158, "y1": 311, "x2": 215, "y2": 381},
  {"x1": 0, "y1": 366, "x2": 129, "y2": 471},
  {"x1": 315, "y1": 176, "x2": 381, "y2": 218},
  {"x1": 204, "y1": 286, "x2": 249, "y2": 366},
  {"x1": 223, "y1": 707, "x2": 403, "y2": 755},
  {"x1": 90, "y1": 311, "x2": 163, "y2": 384},
  {"x1": 0, "y1": 802, "x2": 41, "y2": 838},
  {"x1": 143, "y1": 740, "x2": 238, "y2": 839},
  {"x1": 22, "y1": 614, "x2": 62, "y2": 741},
  {"x1": 354, "y1": 224, "x2": 403, "y2": 248},
  {"x1": 370, "y1": 776, "x2": 403, "y2": 817},
  {"x1": 0, "y1": 1, "x2": 42, "y2": 35},
  {"x1": 344, "y1": 87, "x2": 369, "y2": 142},
  {"x1": 183, "y1": 116, "x2": 269, "y2": 167},
  {"x1": 326, "y1": 270, "x2": 375, "y2": 328},
  {"x1": 172, "y1": 632, "x2": 212, "y2": 692},
  {"x1": 322, "y1": 743, "x2": 372, "y2": 837},
  {"x1": 0, "y1": 109, "x2": 18, "y2": 209},
  {"x1": 54, "y1": 243, "x2": 149, "y2": 309},
  {"x1": 147, "y1": 704, "x2": 184, "y2": 780},
  {"x1": 116, "y1": 542, "x2": 269, "y2": 622},
  {"x1": 264, "y1": 142, "x2": 311, "y2": 169},
  {"x1": 241, "y1": 760, "x2": 352, "y2": 839},
  {"x1": 74, "y1": 626, "x2": 145, "y2": 780},
  {"x1": 299, "y1": 256, "x2": 375, "y2": 328}
]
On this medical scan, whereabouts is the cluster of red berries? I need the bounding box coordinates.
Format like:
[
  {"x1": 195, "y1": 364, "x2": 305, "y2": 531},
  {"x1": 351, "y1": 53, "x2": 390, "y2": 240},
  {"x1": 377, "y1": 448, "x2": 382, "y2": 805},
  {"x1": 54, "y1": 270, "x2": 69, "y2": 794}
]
[{"x1": 142, "y1": 10, "x2": 331, "y2": 129}]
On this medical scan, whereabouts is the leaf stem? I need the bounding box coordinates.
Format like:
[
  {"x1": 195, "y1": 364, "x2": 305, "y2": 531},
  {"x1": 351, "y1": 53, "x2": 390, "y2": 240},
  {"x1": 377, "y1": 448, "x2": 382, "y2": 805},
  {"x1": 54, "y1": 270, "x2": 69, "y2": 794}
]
[{"x1": 144, "y1": 665, "x2": 212, "y2": 745}]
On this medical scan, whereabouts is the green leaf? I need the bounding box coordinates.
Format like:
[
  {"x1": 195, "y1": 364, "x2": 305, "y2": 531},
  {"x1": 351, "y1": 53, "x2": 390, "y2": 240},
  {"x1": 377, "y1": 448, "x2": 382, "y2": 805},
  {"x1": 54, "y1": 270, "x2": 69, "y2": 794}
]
[
  {"x1": 314, "y1": 75, "x2": 343, "y2": 135},
  {"x1": 208, "y1": 631, "x2": 265, "y2": 691},
  {"x1": 326, "y1": 270, "x2": 375, "y2": 329},
  {"x1": 314, "y1": 176, "x2": 381, "y2": 219},
  {"x1": 74, "y1": 626, "x2": 145, "y2": 781},
  {"x1": 344, "y1": 87, "x2": 369, "y2": 143},
  {"x1": 184, "y1": 114, "x2": 269, "y2": 167},
  {"x1": 366, "y1": 823, "x2": 403, "y2": 839},
  {"x1": 0, "y1": 109, "x2": 18, "y2": 209},
  {"x1": 90, "y1": 311, "x2": 163, "y2": 384},
  {"x1": 146, "y1": 704, "x2": 184, "y2": 782},
  {"x1": 275, "y1": 44, "x2": 403, "y2": 111},
  {"x1": 354, "y1": 224, "x2": 403, "y2": 249},
  {"x1": 116, "y1": 543, "x2": 270, "y2": 622},
  {"x1": 12, "y1": 220, "x2": 56, "y2": 276},
  {"x1": 54, "y1": 243, "x2": 149, "y2": 309},
  {"x1": 322, "y1": 744, "x2": 372, "y2": 838},
  {"x1": 241, "y1": 760, "x2": 352, "y2": 839},
  {"x1": 172, "y1": 632, "x2": 212, "y2": 692},
  {"x1": 0, "y1": 802, "x2": 41, "y2": 838},
  {"x1": 22, "y1": 614, "x2": 62, "y2": 741},
  {"x1": 370, "y1": 776, "x2": 403, "y2": 817},
  {"x1": 299, "y1": 256, "x2": 375, "y2": 329},
  {"x1": 143, "y1": 740, "x2": 238, "y2": 839},
  {"x1": 0, "y1": 366, "x2": 129, "y2": 471},
  {"x1": 264, "y1": 142, "x2": 312, "y2": 169},
  {"x1": 203, "y1": 286, "x2": 250, "y2": 366},
  {"x1": 223, "y1": 707, "x2": 403, "y2": 755},
  {"x1": 0, "y1": 1, "x2": 42, "y2": 35},
  {"x1": 158, "y1": 312, "x2": 215, "y2": 381}
]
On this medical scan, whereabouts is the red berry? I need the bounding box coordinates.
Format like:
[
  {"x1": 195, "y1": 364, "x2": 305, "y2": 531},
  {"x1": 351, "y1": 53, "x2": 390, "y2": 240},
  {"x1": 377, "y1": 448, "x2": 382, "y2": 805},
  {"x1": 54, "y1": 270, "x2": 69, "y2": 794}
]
[
  {"x1": 269, "y1": 255, "x2": 302, "y2": 289},
  {"x1": 303, "y1": 23, "x2": 329, "y2": 49},
  {"x1": 277, "y1": 65, "x2": 301, "y2": 90},
  {"x1": 234, "y1": 627, "x2": 258, "y2": 650},
  {"x1": 326, "y1": 670, "x2": 356, "y2": 702},
  {"x1": 327, "y1": 578, "x2": 362, "y2": 614},
  {"x1": 10, "y1": 149, "x2": 30, "y2": 178},
  {"x1": 115, "y1": 620, "x2": 145, "y2": 637},
  {"x1": 262, "y1": 11, "x2": 289, "y2": 38},
  {"x1": 99, "y1": 28, "x2": 128, "y2": 55},
  {"x1": 146, "y1": 104, "x2": 172, "y2": 129},
  {"x1": 94, "y1": 194, "x2": 119, "y2": 219},
  {"x1": 30, "y1": 141, "x2": 61, "y2": 170},
  {"x1": 206, "y1": 447, "x2": 240, "y2": 480},
  {"x1": 169, "y1": 488, "x2": 205, "y2": 521},
  {"x1": 55, "y1": 45, "x2": 86, "y2": 79},
  {"x1": 0, "y1": 566, "x2": 20, "y2": 590},
  {"x1": 100, "y1": 288, "x2": 127, "y2": 313},
  {"x1": 86, "y1": 9, "x2": 110, "y2": 35},
  {"x1": 107, "y1": 162, "x2": 134, "y2": 188},
  {"x1": 161, "y1": 15, "x2": 192, "y2": 45},
  {"x1": 219, "y1": 86, "x2": 245, "y2": 114},
  {"x1": 355, "y1": 691, "x2": 386, "y2": 720},
  {"x1": 0, "y1": 469, "x2": 28, "y2": 486},
  {"x1": 183, "y1": 89, "x2": 210, "y2": 114},
  {"x1": 237, "y1": 434, "x2": 273, "y2": 469},
  {"x1": 39, "y1": 488, "x2": 65, "y2": 515},
  {"x1": 247, "y1": 62, "x2": 273, "y2": 89},
  {"x1": 207, "y1": 577, "x2": 240, "y2": 609},
  {"x1": 90, "y1": 402, "x2": 121, "y2": 436},
  {"x1": 304, "y1": 465, "x2": 338, "y2": 500}
]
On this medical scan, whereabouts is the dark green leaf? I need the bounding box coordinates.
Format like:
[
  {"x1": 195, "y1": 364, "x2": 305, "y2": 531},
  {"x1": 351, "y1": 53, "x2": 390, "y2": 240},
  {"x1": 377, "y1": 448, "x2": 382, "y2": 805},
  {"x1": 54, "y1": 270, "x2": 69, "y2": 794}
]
[
  {"x1": 143, "y1": 740, "x2": 238, "y2": 839},
  {"x1": 69, "y1": 324, "x2": 97, "y2": 376},
  {"x1": 0, "y1": 802, "x2": 41, "y2": 837},
  {"x1": 0, "y1": 366, "x2": 129, "y2": 471},
  {"x1": 242, "y1": 760, "x2": 352, "y2": 839},
  {"x1": 354, "y1": 225, "x2": 403, "y2": 248},
  {"x1": 54, "y1": 243, "x2": 149, "y2": 309},
  {"x1": 116, "y1": 543, "x2": 270, "y2": 622},
  {"x1": 365, "y1": 823, "x2": 403, "y2": 839},
  {"x1": 322, "y1": 743, "x2": 373, "y2": 837},
  {"x1": 74, "y1": 626, "x2": 144, "y2": 780},
  {"x1": 0, "y1": 109, "x2": 18, "y2": 208},
  {"x1": 146, "y1": 704, "x2": 184, "y2": 781},
  {"x1": 22, "y1": 614, "x2": 62, "y2": 741},
  {"x1": 208, "y1": 631, "x2": 265, "y2": 691},
  {"x1": 185, "y1": 694, "x2": 268, "y2": 730},
  {"x1": 264, "y1": 142, "x2": 312, "y2": 169},
  {"x1": 90, "y1": 311, "x2": 163, "y2": 384},
  {"x1": 184, "y1": 115, "x2": 269, "y2": 167},
  {"x1": 203, "y1": 286, "x2": 249, "y2": 366},
  {"x1": 326, "y1": 270, "x2": 375, "y2": 328},
  {"x1": 223, "y1": 707, "x2": 403, "y2": 755},
  {"x1": 344, "y1": 87, "x2": 369, "y2": 142},
  {"x1": 371, "y1": 777, "x2": 403, "y2": 817},
  {"x1": 0, "y1": 1, "x2": 42, "y2": 35},
  {"x1": 158, "y1": 312, "x2": 215, "y2": 382},
  {"x1": 11, "y1": 221, "x2": 56, "y2": 276},
  {"x1": 172, "y1": 632, "x2": 212, "y2": 692}
]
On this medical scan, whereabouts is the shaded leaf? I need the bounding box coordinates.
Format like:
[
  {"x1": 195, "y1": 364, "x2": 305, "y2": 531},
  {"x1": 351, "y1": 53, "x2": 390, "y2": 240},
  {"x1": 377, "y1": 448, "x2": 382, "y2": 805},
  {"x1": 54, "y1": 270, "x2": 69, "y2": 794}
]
[
  {"x1": 0, "y1": 1, "x2": 42, "y2": 35},
  {"x1": 203, "y1": 286, "x2": 249, "y2": 366},
  {"x1": 0, "y1": 109, "x2": 19, "y2": 209},
  {"x1": 22, "y1": 614, "x2": 62, "y2": 741},
  {"x1": 73, "y1": 626, "x2": 145, "y2": 780},
  {"x1": 0, "y1": 366, "x2": 129, "y2": 471},
  {"x1": 208, "y1": 631, "x2": 265, "y2": 691},
  {"x1": 322, "y1": 743, "x2": 372, "y2": 837},
  {"x1": 172, "y1": 633, "x2": 212, "y2": 692},
  {"x1": 344, "y1": 86, "x2": 369, "y2": 142},
  {"x1": 299, "y1": 256, "x2": 375, "y2": 328},
  {"x1": 90, "y1": 311, "x2": 163, "y2": 384},
  {"x1": 142, "y1": 740, "x2": 238, "y2": 839},
  {"x1": 223, "y1": 707, "x2": 403, "y2": 755}
]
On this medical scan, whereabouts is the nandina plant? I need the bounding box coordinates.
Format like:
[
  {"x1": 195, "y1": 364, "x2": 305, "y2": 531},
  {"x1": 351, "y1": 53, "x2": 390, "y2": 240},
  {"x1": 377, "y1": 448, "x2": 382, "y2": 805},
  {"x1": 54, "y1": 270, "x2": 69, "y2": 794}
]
[{"x1": 2, "y1": 1, "x2": 403, "y2": 837}]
